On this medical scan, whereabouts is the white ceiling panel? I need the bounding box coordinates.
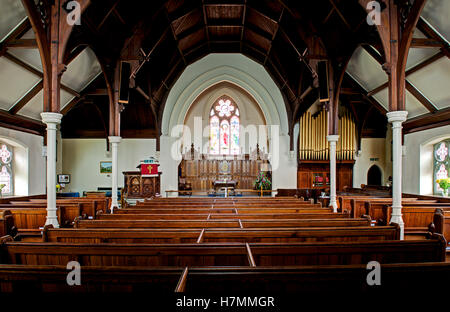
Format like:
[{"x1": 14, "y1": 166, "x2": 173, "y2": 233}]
[
  {"x1": 17, "y1": 89, "x2": 43, "y2": 120},
  {"x1": 346, "y1": 46, "x2": 388, "y2": 92},
  {"x1": 0, "y1": 57, "x2": 41, "y2": 110},
  {"x1": 372, "y1": 89, "x2": 389, "y2": 111},
  {"x1": 407, "y1": 57, "x2": 450, "y2": 110},
  {"x1": 0, "y1": 0, "x2": 26, "y2": 41},
  {"x1": 421, "y1": 0, "x2": 450, "y2": 42},
  {"x1": 405, "y1": 89, "x2": 430, "y2": 119},
  {"x1": 61, "y1": 47, "x2": 101, "y2": 92},
  {"x1": 8, "y1": 48, "x2": 43, "y2": 71}
]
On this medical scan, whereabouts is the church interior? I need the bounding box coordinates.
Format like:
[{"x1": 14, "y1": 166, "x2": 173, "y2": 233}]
[{"x1": 0, "y1": 0, "x2": 449, "y2": 303}]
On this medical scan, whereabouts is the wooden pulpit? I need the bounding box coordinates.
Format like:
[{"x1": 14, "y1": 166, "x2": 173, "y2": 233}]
[{"x1": 123, "y1": 171, "x2": 161, "y2": 199}]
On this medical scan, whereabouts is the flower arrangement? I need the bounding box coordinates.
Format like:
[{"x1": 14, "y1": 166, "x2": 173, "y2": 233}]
[
  {"x1": 436, "y1": 178, "x2": 450, "y2": 196},
  {"x1": 254, "y1": 172, "x2": 271, "y2": 190},
  {"x1": 56, "y1": 184, "x2": 62, "y2": 193},
  {"x1": 0, "y1": 184, "x2": 5, "y2": 196}
]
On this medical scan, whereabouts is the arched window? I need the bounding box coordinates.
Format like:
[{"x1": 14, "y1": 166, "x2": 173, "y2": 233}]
[
  {"x1": 0, "y1": 143, "x2": 13, "y2": 195},
  {"x1": 433, "y1": 139, "x2": 449, "y2": 195},
  {"x1": 210, "y1": 97, "x2": 240, "y2": 155}
]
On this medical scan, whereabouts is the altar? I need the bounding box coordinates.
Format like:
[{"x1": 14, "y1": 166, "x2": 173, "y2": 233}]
[
  {"x1": 213, "y1": 180, "x2": 238, "y2": 197},
  {"x1": 178, "y1": 144, "x2": 271, "y2": 194}
]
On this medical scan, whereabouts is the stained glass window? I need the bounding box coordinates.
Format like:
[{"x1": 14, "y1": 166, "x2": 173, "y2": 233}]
[
  {"x1": 210, "y1": 96, "x2": 240, "y2": 155},
  {"x1": 0, "y1": 144, "x2": 13, "y2": 195},
  {"x1": 433, "y1": 139, "x2": 449, "y2": 195}
]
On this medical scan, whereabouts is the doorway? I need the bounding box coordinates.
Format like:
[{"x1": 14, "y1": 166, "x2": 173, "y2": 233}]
[{"x1": 367, "y1": 165, "x2": 382, "y2": 186}]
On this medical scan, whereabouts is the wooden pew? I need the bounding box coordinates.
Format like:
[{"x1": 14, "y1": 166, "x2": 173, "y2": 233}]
[
  {"x1": 430, "y1": 209, "x2": 450, "y2": 246},
  {"x1": 1, "y1": 262, "x2": 450, "y2": 294},
  {"x1": 43, "y1": 227, "x2": 201, "y2": 244},
  {"x1": 97, "y1": 212, "x2": 341, "y2": 221},
  {"x1": 74, "y1": 217, "x2": 369, "y2": 229},
  {"x1": 0, "y1": 265, "x2": 183, "y2": 293},
  {"x1": 182, "y1": 262, "x2": 450, "y2": 294},
  {"x1": 0, "y1": 204, "x2": 81, "y2": 231},
  {"x1": 43, "y1": 224, "x2": 393, "y2": 244},
  {"x1": 0, "y1": 210, "x2": 14, "y2": 237},
  {"x1": 247, "y1": 237, "x2": 446, "y2": 266},
  {"x1": 1, "y1": 237, "x2": 445, "y2": 267},
  {"x1": 365, "y1": 202, "x2": 450, "y2": 239},
  {"x1": 114, "y1": 208, "x2": 333, "y2": 215},
  {"x1": 200, "y1": 225, "x2": 400, "y2": 243}
]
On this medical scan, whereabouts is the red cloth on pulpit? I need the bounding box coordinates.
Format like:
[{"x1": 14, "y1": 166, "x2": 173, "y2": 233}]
[{"x1": 141, "y1": 164, "x2": 159, "y2": 177}]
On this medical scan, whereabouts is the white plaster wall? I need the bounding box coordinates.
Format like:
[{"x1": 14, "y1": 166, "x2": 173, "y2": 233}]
[
  {"x1": 62, "y1": 139, "x2": 156, "y2": 194},
  {"x1": 0, "y1": 126, "x2": 46, "y2": 195},
  {"x1": 403, "y1": 125, "x2": 450, "y2": 195},
  {"x1": 160, "y1": 54, "x2": 296, "y2": 195},
  {"x1": 353, "y1": 138, "x2": 388, "y2": 188}
]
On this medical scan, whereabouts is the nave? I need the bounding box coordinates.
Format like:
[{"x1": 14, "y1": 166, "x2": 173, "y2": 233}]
[{"x1": 0, "y1": 191, "x2": 449, "y2": 297}]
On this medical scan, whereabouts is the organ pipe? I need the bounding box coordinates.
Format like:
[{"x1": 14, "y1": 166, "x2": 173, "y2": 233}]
[{"x1": 298, "y1": 108, "x2": 355, "y2": 161}]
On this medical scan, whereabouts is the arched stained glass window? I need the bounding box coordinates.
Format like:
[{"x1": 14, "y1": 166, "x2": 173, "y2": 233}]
[
  {"x1": 433, "y1": 139, "x2": 449, "y2": 195},
  {"x1": 0, "y1": 144, "x2": 13, "y2": 195},
  {"x1": 210, "y1": 97, "x2": 240, "y2": 155}
]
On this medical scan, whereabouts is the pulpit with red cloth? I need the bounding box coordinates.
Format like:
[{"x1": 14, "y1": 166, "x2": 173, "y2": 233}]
[{"x1": 123, "y1": 160, "x2": 161, "y2": 199}]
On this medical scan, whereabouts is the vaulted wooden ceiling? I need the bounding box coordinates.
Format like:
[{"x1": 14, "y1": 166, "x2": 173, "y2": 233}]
[{"x1": 0, "y1": 0, "x2": 448, "y2": 139}]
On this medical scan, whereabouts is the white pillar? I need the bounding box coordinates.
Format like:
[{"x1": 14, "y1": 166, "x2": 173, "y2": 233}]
[
  {"x1": 41, "y1": 112, "x2": 63, "y2": 228},
  {"x1": 387, "y1": 111, "x2": 408, "y2": 240},
  {"x1": 327, "y1": 135, "x2": 339, "y2": 213},
  {"x1": 108, "y1": 136, "x2": 121, "y2": 213}
]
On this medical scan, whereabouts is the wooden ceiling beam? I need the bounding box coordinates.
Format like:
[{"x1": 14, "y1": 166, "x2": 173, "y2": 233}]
[
  {"x1": 164, "y1": 7, "x2": 187, "y2": 65},
  {"x1": 345, "y1": 73, "x2": 387, "y2": 114},
  {"x1": 85, "y1": 88, "x2": 108, "y2": 96},
  {"x1": 328, "y1": 0, "x2": 351, "y2": 30},
  {"x1": 64, "y1": 44, "x2": 88, "y2": 64},
  {"x1": 240, "y1": 0, "x2": 247, "y2": 52},
  {"x1": 9, "y1": 80, "x2": 43, "y2": 115},
  {"x1": 405, "y1": 80, "x2": 438, "y2": 113},
  {"x1": 416, "y1": 17, "x2": 450, "y2": 58},
  {"x1": 97, "y1": 0, "x2": 121, "y2": 30},
  {"x1": 361, "y1": 44, "x2": 384, "y2": 65},
  {"x1": 264, "y1": 7, "x2": 284, "y2": 65},
  {"x1": 0, "y1": 109, "x2": 45, "y2": 136},
  {"x1": 403, "y1": 106, "x2": 450, "y2": 134},
  {"x1": 5, "y1": 38, "x2": 37, "y2": 48},
  {"x1": 0, "y1": 17, "x2": 32, "y2": 57},
  {"x1": 201, "y1": 0, "x2": 211, "y2": 51},
  {"x1": 410, "y1": 38, "x2": 446, "y2": 48}
]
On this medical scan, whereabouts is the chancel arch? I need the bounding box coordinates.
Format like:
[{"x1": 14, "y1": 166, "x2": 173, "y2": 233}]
[{"x1": 160, "y1": 54, "x2": 297, "y2": 195}]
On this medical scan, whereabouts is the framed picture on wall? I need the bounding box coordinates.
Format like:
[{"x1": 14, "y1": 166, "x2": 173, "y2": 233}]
[
  {"x1": 100, "y1": 161, "x2": 112, "y2": 174},
  {"x1": 57, "y1": 174, "x2": 70, "y2": 184}
]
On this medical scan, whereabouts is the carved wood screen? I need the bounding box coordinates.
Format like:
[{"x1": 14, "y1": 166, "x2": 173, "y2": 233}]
[{"x1": 179, "y1": 155, "x2": 270, "y2": 191}]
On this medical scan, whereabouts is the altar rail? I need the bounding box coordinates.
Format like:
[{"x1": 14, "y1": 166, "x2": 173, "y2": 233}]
[{"x1": 165, "y1": 189, "x2": 275, "y2": 197}]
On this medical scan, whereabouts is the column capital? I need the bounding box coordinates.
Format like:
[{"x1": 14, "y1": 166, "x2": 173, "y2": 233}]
[
  {"x1": 108, "y1": 136, "x2": 122, "y2": 144},
  {"x1": 41, "y1": 112, "x2": 63, "y2": 125},
  {"x1": 326, "y1": 135, "x2": 339, "y2": 143},
  {"x1": 386, "y1": 110, "x2": 408, "y2": 123}
]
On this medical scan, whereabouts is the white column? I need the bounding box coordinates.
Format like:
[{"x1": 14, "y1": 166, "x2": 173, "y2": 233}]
[
  {"x1": 327, "y1": 135, "x2": 339, "y2": 213},
  {"x1": 108, "y1": 136, "x2": 122, "y2": 213},
  {"x1": 41, "y1": 112, "x2": 63, "y2": 228},
  {"x1": 387, "y1": 111, "x2": 408, "y2": 240}
]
